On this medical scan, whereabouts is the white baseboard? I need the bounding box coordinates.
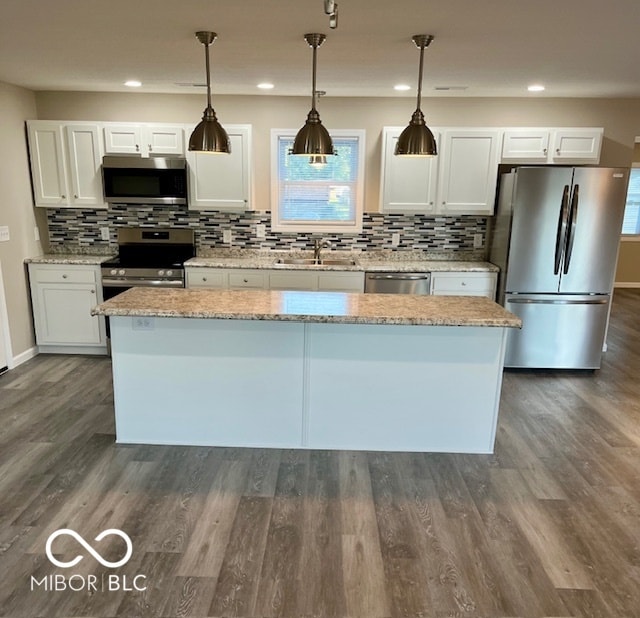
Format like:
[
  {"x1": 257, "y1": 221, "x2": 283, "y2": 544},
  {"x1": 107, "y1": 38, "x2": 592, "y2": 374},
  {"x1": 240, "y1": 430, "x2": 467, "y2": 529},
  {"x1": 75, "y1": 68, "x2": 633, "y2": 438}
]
[
  {"x1": 11, "y1": 346, "x2": 38, "y2": 369},
  {"x1": 614, "y1": 282, "x2": 640, "y2": 288}
]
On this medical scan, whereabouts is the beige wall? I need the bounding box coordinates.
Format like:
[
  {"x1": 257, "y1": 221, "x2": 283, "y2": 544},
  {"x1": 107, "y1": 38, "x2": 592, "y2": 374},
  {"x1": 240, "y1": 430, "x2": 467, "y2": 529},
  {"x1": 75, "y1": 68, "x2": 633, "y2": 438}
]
[
  {"x1": 0, "y1": 81, "x2": 44, "y2": 360},
  {"x1": 614, "y1": 139, "x2": 640, "y2": 286},
  {"x1": 36, "y1": 92, "x2": 640, "y2": 213}
]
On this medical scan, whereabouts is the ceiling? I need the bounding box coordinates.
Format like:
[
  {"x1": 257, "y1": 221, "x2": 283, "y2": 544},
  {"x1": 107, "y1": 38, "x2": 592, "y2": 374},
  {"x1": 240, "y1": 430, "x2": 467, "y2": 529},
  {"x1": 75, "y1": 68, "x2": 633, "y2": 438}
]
[{"x1": 2, "y1": 0, "x2": 640, "y2": 98}]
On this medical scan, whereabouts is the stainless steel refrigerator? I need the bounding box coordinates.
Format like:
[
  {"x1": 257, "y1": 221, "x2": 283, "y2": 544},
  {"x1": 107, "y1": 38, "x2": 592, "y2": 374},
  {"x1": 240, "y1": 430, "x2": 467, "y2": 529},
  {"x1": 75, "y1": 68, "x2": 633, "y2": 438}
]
[{"x1": 490, "y1": 166, "x2": 629, "y2": 369}]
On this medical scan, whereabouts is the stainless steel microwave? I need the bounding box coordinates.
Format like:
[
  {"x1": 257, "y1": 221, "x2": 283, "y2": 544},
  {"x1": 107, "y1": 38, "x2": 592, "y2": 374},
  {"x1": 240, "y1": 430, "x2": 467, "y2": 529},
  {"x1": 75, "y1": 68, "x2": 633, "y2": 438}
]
[{"x1": 102, "y1": 156, "x2": 188, "y2": 205}]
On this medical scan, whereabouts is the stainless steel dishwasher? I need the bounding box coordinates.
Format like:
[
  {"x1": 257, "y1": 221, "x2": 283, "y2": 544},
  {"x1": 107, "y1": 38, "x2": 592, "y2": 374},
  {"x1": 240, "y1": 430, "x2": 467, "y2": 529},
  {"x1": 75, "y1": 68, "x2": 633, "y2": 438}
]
[{"x1": 364, "y1": 272, "x2": 431, "y2": 294}]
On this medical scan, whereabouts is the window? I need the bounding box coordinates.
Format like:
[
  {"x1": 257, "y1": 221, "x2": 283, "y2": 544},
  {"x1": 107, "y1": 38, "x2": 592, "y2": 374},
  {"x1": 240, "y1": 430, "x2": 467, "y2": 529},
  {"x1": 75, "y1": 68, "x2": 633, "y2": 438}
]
[
  {"x1": 622, "y1": 166, "x2": 640, "y2": 236},
  {"x1": 271, "y1": 129, "x2": 365, "y2": 233}
]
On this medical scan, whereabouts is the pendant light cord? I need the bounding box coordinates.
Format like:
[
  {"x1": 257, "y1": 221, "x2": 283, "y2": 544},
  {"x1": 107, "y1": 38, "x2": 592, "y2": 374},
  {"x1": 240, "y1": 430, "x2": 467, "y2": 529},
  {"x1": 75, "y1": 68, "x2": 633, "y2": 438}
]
[
  {"x1": 204, "y1": 40, "x2": 212, "y2": 110},
  {"x1": 416, "y1": 42, "x2": 425, "y2": 112},
  {"x1": 311, "y1": 42, "x2": 318, "y2": 111}
]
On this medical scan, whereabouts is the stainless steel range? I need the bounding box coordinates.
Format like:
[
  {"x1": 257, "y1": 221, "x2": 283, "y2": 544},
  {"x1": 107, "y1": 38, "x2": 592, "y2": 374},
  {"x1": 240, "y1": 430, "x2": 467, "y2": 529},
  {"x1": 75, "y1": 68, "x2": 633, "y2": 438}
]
[{"x1": 101, "y1": 228, "x2": 195, "y2": 301}]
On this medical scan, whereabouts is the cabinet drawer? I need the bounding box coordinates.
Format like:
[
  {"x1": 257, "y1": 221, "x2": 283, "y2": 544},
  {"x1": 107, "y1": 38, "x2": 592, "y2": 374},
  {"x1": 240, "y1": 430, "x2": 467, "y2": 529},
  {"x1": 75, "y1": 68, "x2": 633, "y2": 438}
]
[
  {"x1": 33, "y1": 268, "x2": 96, "y2": 284},
  {"x1": 268, "y1": 272, "x2": 316, "y2": 291},
  {"x1": 431, "y1": 275, "x2": 489, "y2": 292},
  {"x1": 228, "y1": 272, "x2": 266, "y2": 289},
  {"x1": 186, "y1": 270, "x2": 226, "y2": 288}
]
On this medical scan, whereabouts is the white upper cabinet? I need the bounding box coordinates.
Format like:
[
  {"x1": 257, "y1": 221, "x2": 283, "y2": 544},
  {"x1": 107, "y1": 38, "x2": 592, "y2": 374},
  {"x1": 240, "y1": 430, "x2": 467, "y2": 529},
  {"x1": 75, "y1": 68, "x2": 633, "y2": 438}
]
[
  {"x1": 437, "y1": 129, "x2": 501, "y2": 215},
  {"x1": 27, "y1": 122, "x2": 68, "y2": 206},
  {"x1": 27, "y1": 121, "x2": 106, "y2": 209},
  {"x1": 187, "y1": 125, "x2": 252, "y2": 211},
  {"x1": 501, "y1": 127, "x2": 603, "y2": 164},
  {"x1": 380, "y1": 127, "x2": 439, "y2": 213},
  {"x1": 551, "y1": 128, "x2": 603, "y2": 162},
  {"x1": 501, "y1": 129, "x2": 550, "y2": 161},
  {"x1": 103, "y1": 124, "x2": 185, "y2": 157},
  {"x1": 65, "y1": 125, "x2": 105, "y2": 207}
]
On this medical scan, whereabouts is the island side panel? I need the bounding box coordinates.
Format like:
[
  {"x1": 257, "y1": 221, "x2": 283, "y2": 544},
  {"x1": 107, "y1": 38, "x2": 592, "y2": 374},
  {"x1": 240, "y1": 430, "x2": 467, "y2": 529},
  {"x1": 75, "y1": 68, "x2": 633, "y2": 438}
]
[
  {"x1": 305, "y1": 323, "x2": 507, "y2": 453},
  {"x1": 109, "y1": 316, "x2": 305, "y2": 447}
]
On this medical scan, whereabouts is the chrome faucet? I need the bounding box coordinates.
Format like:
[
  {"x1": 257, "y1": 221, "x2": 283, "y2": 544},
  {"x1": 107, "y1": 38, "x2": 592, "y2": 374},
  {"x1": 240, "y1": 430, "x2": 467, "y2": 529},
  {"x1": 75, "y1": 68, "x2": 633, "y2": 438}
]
[{"x1": 313, "y1": 238, "x2": 331, "y2": 262}]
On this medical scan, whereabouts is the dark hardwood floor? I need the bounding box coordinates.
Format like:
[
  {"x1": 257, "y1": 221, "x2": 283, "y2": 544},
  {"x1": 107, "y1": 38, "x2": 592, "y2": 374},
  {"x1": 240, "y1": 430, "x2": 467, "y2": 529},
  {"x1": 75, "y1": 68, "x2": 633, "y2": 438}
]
[{"x1": 1, "y1": 290, "x2": 639, "y2": 617}]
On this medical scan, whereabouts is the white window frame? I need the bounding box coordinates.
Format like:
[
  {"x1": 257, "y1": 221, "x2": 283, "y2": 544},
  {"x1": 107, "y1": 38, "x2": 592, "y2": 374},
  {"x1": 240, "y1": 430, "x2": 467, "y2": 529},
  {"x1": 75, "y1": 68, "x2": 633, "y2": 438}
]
[
  {"x1": 270, "y1": 128, "x2": 365, "y2": 233},
  {"x1": 621, "y1": 163, "x2": 640, "y2": 242}
]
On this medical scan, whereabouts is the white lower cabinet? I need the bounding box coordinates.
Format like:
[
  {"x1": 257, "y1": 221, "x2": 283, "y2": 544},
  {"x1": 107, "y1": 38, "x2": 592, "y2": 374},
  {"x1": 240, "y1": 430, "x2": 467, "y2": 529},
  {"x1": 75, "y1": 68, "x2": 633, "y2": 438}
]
[
  {"x1": 430, "y1": 271, "x2": 497, "y2": 300},
  {"x1": 186, "y1": 267, "x2": 364, "y2": 292},
  {"x1": 28, "y1": 264, "x2": 107, "y2": 353}
]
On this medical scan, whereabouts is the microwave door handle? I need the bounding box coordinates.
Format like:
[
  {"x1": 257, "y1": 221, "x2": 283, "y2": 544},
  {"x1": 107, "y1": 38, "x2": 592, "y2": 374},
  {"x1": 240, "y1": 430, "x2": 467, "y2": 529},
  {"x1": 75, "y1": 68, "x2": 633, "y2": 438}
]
[
  {"x1": 554, "y1": 185, "x2": 570, "y2": 275},
  {"x1": 563, "y1": 184, "x2": 579, "y2": 275}
]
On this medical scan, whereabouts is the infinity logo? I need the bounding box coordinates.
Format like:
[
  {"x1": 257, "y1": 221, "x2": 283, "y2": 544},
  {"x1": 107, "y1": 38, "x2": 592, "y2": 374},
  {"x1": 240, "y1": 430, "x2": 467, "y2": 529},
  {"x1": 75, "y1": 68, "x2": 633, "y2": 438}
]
[{"x1": 45, "y1": 529, "x2": 133, "y2": 569}]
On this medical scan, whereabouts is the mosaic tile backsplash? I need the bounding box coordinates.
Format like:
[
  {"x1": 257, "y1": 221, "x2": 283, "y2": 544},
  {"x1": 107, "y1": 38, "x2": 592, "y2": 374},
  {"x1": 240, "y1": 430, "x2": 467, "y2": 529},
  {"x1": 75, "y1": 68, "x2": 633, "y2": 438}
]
[{"x1": 46, "y1": 205, "x2": 488, "y2": 256}]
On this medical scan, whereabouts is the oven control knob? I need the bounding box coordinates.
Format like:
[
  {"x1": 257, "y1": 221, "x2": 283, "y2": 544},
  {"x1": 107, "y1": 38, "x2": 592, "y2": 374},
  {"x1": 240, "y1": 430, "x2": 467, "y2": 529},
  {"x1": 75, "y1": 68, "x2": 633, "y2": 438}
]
[
  {"x1": 158, "y1": 270, "x2": 165, "y2": 276},
  {"x1": 166, "y1": 270, "x2": 173, "y2": 277},
  {"x1": 110, "y1": 269, "x2": 117, "y2": 275},
  {"x1": 118, "y1": 269, "x2": 125, "y2": 276}
]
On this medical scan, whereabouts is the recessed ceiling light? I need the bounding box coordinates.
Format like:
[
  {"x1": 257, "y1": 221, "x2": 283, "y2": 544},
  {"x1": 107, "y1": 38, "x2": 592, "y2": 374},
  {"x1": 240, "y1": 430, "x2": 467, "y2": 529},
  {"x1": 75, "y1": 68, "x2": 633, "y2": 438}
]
[
  {"x1": 394, "y1": 84, "x2": 411, "y2": 91},
  {"x1": 124, "y1": 80, "x2": 142, "y2": 88},
  {"x1": 257, "y1": 82, "x2": 274, "y2": 90},
  {"x1": 528, "y1": 84, "x2": 545, "y2": 92}
]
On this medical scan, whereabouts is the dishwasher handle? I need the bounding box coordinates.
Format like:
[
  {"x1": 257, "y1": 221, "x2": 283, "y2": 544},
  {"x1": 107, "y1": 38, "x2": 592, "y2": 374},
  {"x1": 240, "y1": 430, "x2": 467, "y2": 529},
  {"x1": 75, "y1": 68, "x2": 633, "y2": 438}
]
[{"x1": 366, "y1": 274, "x2": 430, "y2": 280}]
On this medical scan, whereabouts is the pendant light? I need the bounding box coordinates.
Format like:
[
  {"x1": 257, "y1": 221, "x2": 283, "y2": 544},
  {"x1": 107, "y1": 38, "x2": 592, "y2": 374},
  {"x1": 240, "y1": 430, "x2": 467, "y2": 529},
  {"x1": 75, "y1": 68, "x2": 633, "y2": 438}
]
[
  {"x1": 290, "y1": 33, "x2": 335, "y2": 157},
  {"x1": 188, "y1": 31, "x2": 231, "y2": 154},
  {"x1": 395, "y1": 34, "x2": 437, "y2": 157}
]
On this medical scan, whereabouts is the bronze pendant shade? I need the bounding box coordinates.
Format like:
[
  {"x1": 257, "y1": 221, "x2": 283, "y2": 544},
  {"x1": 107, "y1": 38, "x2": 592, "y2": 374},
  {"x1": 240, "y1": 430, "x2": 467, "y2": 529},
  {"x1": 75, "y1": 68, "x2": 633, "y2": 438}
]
[
  {"x1": 290, "y1": 33, "x2": 335, "y2": 156},
  {"x1": 395, "y1": 34, "x2": 437, "y2": 157},
  {"x1": 188, "y1": 31, "x2": 231, "y2": 154}
]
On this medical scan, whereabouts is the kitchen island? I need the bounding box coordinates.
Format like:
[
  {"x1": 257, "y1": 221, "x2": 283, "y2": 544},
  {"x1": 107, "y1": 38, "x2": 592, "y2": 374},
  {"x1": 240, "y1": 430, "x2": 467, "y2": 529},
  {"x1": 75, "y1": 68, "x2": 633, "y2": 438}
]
[{"x1": 93, "y1": 288, "x2": 521, "y2": 453}]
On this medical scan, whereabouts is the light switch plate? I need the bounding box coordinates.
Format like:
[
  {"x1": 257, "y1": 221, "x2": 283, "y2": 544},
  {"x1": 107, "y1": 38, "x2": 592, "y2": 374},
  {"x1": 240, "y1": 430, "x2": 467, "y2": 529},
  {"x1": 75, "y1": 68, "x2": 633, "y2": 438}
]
[
  {"x1": 0, "y1": 226, "x2": 9, "y2": 242},
  {"x1": 391, "y1": 232, "x2": 400, "y2": 247},
  {"x1": 255, "y1": 224, "x2": 266, "y2": 239},
  {"x1": 222, "y1": 229, "x2": 233, "y2": 244},
  {"x1": 100, "y1": 227, "x2": 110, "y2": 241},
  {"x1": 473, "y1": 233, "x2": 483, "y2": 248}
]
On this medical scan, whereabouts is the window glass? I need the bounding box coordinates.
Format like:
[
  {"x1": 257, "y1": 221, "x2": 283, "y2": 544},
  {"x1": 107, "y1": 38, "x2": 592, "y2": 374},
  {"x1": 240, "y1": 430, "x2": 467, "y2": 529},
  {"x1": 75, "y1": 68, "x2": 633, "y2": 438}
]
[
  {"x1": 271, "y1": 130, "x2": 365, "y2": 233},
  {"x1": 622, "y1": 167, "x2": 640, "y2": 235}
]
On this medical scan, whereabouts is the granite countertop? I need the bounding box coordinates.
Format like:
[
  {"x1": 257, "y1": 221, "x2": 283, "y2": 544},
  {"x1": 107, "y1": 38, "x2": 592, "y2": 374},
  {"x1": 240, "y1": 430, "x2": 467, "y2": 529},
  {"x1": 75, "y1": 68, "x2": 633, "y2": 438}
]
[
  {"x1": 185, "y1": 253, "x2": 499, "y2": 273},
  {"x1": 25, "y1": 254, "x2": 116, "y2": 265},
  {"x1": 93, "y1": 287, "x2": 521, "y2": 328}
]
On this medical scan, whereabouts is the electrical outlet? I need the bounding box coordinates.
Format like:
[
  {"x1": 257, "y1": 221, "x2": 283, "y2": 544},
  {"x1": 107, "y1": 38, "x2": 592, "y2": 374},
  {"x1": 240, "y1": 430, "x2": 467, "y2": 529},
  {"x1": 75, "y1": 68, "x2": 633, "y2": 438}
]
[
  {"x1": 34, "y1": 226, "x2": 40, "y2": 241},
  {"x1": 0, "y1": 226, "x2": 9, "y2": 242},
  {"x1": 100, "y1": 227, "x2": 110, "y2": 241},
  {"x1": 255, "y1": 224, "x2": 266, "y2": 239},
  {"x1": 132, "y1": 317, "x2": 155, "y2": 330},
  {"x1": 473, "y1": 233, "x2": 483, "y2": 248},
  {"x1": 391, "y1": 232, "x2": 400, "y2": 247},
  {"x1": 222, "y1": 229, "x2": 233, "y2": 244}
]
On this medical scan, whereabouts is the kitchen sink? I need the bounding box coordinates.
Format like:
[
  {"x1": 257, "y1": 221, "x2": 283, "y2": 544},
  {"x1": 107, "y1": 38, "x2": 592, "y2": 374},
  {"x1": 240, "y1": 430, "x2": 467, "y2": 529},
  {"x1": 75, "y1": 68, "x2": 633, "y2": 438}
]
[
  {"x1": 319, "y1": 259, "x2": 357, "y2": 266},
  {"x1": 275, "y1": 258, "x2": 358, "y2": 266},
  {"x1": 275, "y1": 258, "x2": 318, "y2": 265}
]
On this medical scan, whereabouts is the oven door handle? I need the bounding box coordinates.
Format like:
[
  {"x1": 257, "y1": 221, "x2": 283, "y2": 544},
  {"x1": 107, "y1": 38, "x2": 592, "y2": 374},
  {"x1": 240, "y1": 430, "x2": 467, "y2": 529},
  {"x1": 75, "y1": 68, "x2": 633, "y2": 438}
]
[{"x1": 102, "y1": 279, "x2": 185, "y2": 288}]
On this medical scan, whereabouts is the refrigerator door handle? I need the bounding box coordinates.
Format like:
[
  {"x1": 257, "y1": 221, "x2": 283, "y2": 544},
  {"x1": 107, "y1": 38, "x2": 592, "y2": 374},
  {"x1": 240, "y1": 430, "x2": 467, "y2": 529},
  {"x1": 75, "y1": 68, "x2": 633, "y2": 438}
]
[
  {"x1": 507, "y1": 297, "x2": 608, "y2": 305},
  {"x1": 563, "y1": 184, "x2": 579, "y2": 275},
  {"x1": 554, "y1": 185, "x2": 570, "y2": 275}
]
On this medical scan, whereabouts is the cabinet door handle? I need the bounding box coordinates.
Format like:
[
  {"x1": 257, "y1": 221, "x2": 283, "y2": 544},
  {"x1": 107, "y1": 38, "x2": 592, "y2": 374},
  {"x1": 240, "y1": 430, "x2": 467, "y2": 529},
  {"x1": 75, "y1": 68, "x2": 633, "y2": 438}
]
[
  {"x1": 202, "y1": 277, "x2": 207, "y2": 281},
  {"x1": 461, "y1": 282, "x2": 466, "y2": 286},
  {"x1": 543, "y1": 148, "x2": 547, "y2": 154},
  {"x1": 74, "y1": 194, "x2": 78, "y2": 199},
  {"x1": 91, "y1": 289, "x2": 95, "y2": 294},
  {"x1": 243, "y1": 278, "x2": 248, "y2": 283},
  {"x1": 61, "y1": 194, "x2": 66, "y2": 199},
  {"x1": 135, "y1": 144, "x2": 140, "y2": 151},
  {"x1": 148, "y1": 144, "x2": 152, "y2": 151},
  {"x1": 556, "y1": 148, "x2": 561, "y2": 154},
  {"x1": 62, "y1": 274, "x2": 67, "y2": 279}
]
